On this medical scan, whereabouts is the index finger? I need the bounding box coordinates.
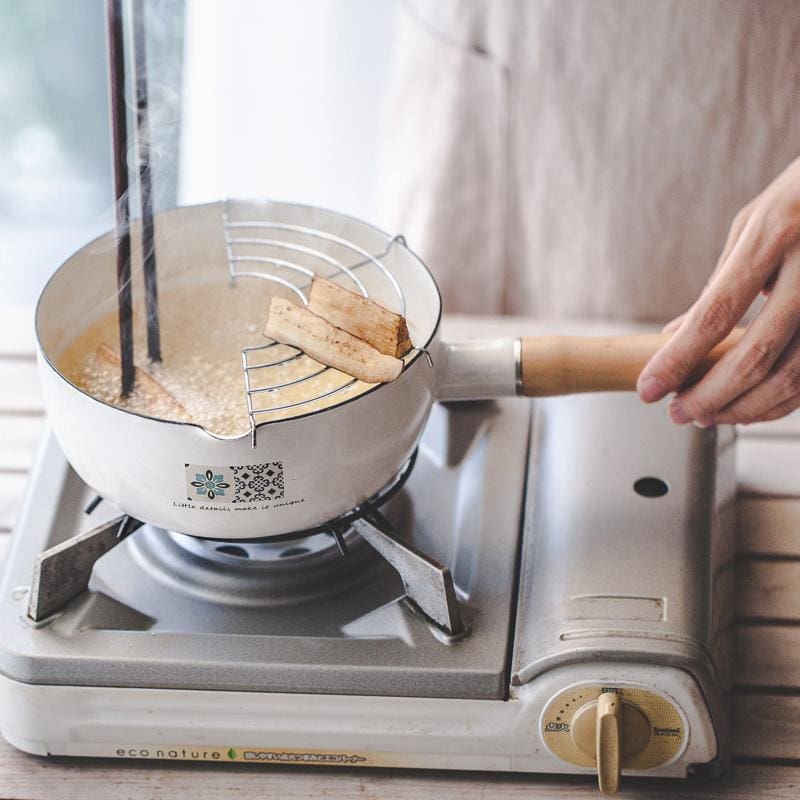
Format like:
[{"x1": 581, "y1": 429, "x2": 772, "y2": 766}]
[{"x1": 637, "y1": 215, "x2": 780, "y2": 402}]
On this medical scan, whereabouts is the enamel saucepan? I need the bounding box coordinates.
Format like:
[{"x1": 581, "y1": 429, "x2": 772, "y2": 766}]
[{"x1": 36, "y1": 200, "x2": 738, "y2": 540}]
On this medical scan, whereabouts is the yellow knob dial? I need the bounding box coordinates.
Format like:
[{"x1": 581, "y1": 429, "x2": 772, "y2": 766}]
[
  {"x1": 570, "y1": 692, "x2": 651, "y2": 795},
  {"x1": 540, "y1": 686, "x2": 683, "y2": 776}
]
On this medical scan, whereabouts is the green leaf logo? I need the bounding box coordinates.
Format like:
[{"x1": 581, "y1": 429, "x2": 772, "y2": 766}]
[{"x1": 227, "y1": 748, "x2": 237, "y2": 760}]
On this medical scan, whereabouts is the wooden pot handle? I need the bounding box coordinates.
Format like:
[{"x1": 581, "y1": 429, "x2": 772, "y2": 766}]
[{"x1": 519, "y1": 328, "x2": 745, "y2": 397}]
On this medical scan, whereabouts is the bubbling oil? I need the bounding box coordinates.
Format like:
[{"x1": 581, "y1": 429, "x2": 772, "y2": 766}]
[{"x1": 56, "y1": 280, "x2": 373, "y2": 437}]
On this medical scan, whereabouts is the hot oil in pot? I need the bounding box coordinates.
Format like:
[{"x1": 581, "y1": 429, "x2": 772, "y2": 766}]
[{"x1": 56, "y1": 281, "x2": 372, "y2": 437}]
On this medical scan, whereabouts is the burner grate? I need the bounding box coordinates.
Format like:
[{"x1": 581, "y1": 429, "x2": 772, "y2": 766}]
[{"x1": 26, "y1": 448, "x2": 465, "y2": 638}]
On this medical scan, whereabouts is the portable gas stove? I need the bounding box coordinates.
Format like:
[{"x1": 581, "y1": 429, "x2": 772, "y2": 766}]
[{"x1": 0, "y1": 393, "x2": 735, "y2": 794}]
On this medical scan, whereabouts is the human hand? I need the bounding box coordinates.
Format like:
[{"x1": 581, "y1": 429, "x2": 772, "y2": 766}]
[{"x1": 637, "y1": 156, "x2": 800, "y2": 426}]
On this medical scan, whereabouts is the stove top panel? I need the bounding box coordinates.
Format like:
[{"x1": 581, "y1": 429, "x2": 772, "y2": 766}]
[{"x1": 0, "y1": 399, "x2": 530, "y2": 700}]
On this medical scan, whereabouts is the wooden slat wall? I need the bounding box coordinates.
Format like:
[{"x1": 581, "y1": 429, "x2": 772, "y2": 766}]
[
  {"x1": 737, "y1": 562, "x2": 800, "y2": 622},
  {"x1": 738, "y1": 438, "x2": 800, "y2": 497},
  {"x1": 0, "y1": 311, "x2": 38, "y2": 572},
  {"x1": 0, "y1": 361, "x2": 44, "y2": 416},
  {"x1": 735, "y1": 626, "x2": 800, "y2": 689},
  {"x1": 732, "y1": 423, "x2": 800, "y2": 769},
  {"x1": 737, "y1": 499, "x2": 800, "y2": 557},
  {"x1": 733, "y1": 696, "x2": 800, "y2": 761},
  {"x1": 0, "y1": 417, "x2": 45, "y2": 473},
  {"x1": 0, "y1": 308, "x2": 41, "y2": 546},
  {"x1": 0, "y1": 313, "x2": 799, "y2": 798}
]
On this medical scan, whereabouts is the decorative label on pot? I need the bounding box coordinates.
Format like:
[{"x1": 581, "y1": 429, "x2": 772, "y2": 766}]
[{"x1": 183, "y1": 463, "x2": 285, "y2": 505}]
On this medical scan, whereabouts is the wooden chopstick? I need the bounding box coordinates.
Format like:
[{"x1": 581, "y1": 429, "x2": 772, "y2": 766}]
[
  {"x1": 105, "y1": 0, "x2": 135, "y2": 396},
  {"x1": 132, "y1": 0, "x2": 161, "y2": 363}
]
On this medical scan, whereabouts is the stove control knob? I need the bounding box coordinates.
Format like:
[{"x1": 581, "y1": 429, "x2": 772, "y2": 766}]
[
  {"x1": 570, "y1": 692, "x2": 651, "y2": 795},
  {"x1": 540, "y1": 686, "x2": 683, "y2": 783}
]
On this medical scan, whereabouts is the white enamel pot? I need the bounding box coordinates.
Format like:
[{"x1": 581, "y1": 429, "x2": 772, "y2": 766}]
[{"x1": 36, "y1": 200, "x2": 740, "y2": 540}]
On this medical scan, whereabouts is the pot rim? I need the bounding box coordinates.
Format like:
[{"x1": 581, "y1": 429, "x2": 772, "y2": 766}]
[{"x1": 35, "y1": 198, "x2": 443, "y2": 442}]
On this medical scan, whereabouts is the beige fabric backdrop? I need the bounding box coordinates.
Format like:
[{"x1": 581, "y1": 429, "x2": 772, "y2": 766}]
[{"x1": 379, "y1": 0, "x2": 800, "y2": 321}]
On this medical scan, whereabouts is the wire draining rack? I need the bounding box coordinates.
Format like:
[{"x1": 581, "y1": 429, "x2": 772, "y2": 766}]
[{"x1": 222, "y1": 200, "x2": 409, "y2": 447}]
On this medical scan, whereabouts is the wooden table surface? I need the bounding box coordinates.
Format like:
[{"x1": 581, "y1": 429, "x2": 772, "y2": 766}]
[{"x1": 1, "y1": 308, "x2": 799, "y2": 799}]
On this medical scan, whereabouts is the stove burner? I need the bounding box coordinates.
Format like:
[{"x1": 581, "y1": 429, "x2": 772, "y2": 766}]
[
  {"x1": 126, "y1": 522, "x2": 382, "y2": 610},
  {"x1": 171, "y1": 527, "x2": 362, "y2": 566}
]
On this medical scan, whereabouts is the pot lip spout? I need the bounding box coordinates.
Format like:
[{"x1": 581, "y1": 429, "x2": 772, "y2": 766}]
[{"x1": 35, "y1": 346, "x2": 246, "y2": 439}]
